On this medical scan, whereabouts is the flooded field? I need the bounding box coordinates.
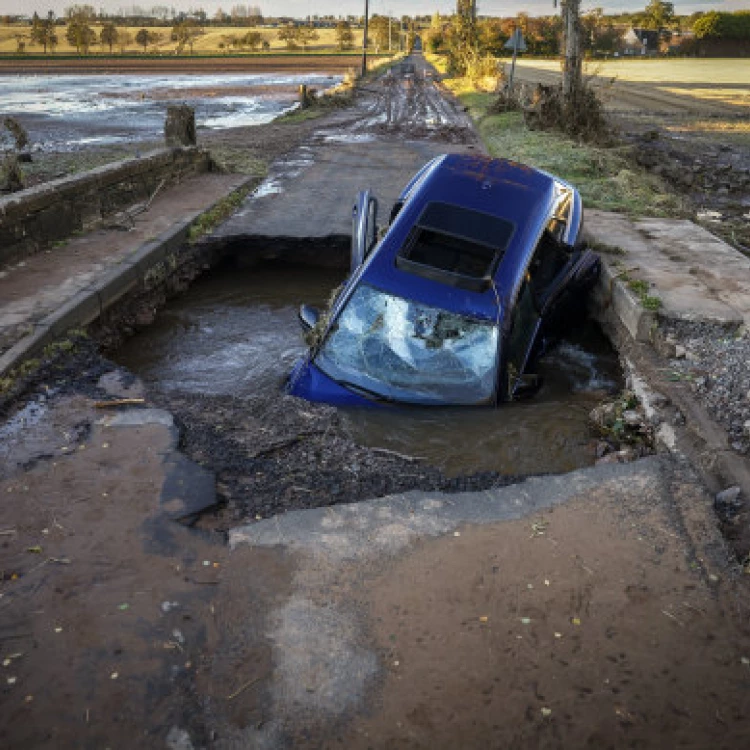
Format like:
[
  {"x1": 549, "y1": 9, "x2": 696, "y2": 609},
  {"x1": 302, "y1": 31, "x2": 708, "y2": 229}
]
[
  {"x1": 115, "y1": 262, "x2": 622, "y2": 477},
  {"x1": 0, "y1": 72, "x2": 340, "y2": 151}
]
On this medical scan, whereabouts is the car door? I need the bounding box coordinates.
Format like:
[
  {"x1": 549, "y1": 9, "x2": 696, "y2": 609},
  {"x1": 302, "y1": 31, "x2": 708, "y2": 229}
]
[{"x1": 503, "y1": 275, "x2": 542, "y2": 400}]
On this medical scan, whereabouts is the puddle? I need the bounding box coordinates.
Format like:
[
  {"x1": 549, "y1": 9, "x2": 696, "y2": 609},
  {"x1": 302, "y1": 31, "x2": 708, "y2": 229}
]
[{"x1": 115, "y1": 261, "x2": 622, "y2": 477}]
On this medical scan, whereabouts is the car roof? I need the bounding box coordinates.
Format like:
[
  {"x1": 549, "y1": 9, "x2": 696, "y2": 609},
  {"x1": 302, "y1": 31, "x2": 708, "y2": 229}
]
[{"x1": 357, "y1": 154, "x2": 562, "y2": 322}]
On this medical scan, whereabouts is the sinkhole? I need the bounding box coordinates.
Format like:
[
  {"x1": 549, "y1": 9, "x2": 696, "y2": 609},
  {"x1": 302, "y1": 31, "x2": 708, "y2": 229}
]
[{"x1": 113, "y1": 256, "x2": 623, "y2": 493}]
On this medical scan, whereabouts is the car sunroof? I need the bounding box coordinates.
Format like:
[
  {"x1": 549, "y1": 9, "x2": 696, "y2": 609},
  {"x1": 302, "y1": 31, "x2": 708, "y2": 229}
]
[{"x1": 396, "y1": 202, "x2": 514, "y2": 291}]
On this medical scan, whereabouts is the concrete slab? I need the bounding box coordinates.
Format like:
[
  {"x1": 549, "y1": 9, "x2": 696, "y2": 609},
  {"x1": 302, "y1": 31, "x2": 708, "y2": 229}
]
[
  {"x1": 215, "y1": 138, "x2": 467, "y2": 241},
  {"x1": 587, "y1": 210, "x2": 750, "y2": 329}
]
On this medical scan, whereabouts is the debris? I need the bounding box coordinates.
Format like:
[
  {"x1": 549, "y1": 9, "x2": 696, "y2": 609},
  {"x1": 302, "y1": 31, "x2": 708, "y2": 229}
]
[
  {"x1": 226, "y1": 676, "x2": 262, "y2": 701},
  {"x1": 93, "y1": 398, "x2": 146, "y2": 408},
  {"x1": 661, "y1": 609, "x2": 684, "y2": 627},
  {"x1": 369, "y1": 447, "x2": 425, "y2": 462},
  {"x1": 541, "y1": 707, "x2": 552, "y2": 717},
  {"x1": 54, "y1": 626, "x2": 63, "y2": 633},
  {"x1": 530, "y1": 520, "x2": 548, "y2": 537}
]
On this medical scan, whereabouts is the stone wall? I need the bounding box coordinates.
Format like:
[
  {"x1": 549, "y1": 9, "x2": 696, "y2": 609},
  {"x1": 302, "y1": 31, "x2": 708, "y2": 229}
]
[{"x1": 0, "y1": 147, "x2": 211, "y2": 266}]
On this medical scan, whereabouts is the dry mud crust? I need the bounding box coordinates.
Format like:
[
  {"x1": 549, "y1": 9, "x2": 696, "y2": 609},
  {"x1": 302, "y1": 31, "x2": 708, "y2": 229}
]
[{"x1": 157, "y1": 390, "x2": 524, "y2": 529}]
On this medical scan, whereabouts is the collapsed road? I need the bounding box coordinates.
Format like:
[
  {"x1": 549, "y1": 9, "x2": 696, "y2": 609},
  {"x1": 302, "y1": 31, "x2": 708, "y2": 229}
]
[{"x1": 1, "y1": 53, "x2": 750, "y2": 749}]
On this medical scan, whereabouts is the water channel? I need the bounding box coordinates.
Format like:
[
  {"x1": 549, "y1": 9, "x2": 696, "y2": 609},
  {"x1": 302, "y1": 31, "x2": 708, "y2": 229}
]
[{"x1": 115, "y1": 261, "x2": 623, "y2": 478}]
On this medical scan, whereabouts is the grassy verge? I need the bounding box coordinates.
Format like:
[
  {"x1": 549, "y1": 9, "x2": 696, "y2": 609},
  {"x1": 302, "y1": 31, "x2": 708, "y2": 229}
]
[
  {"x1": 437, "y1": 68, "x2": 685, "y2": 218},
  {"x1": 188, "y1": 185, "x2": 253, "y2": 242}
]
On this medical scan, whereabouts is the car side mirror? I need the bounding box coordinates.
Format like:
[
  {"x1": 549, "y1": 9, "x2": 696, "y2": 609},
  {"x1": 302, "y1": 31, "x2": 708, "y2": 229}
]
[{"x1": 298, "y1": 304, "x2": 320, "y2": 332}]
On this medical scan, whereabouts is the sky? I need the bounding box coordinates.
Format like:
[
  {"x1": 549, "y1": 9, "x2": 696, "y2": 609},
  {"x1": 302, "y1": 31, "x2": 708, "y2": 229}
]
[{"x1": 2, "y1": 0, "x2": 748, "y2": 18}]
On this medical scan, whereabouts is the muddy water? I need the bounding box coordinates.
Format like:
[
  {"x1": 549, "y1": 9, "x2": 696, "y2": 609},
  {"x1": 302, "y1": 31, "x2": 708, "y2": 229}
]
[{"x1": 115, "y1": 262, "x2": 622, "y2": 476}]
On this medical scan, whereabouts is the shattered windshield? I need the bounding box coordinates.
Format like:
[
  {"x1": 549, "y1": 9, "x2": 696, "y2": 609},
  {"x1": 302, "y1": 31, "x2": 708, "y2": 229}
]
[{"x1": 315, "y1": 285, "x2": 499, "y2": 405}]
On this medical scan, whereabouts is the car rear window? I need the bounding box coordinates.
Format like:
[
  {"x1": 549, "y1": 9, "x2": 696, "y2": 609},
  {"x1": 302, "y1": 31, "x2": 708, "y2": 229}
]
[{"x1": 396, "y1": 202, "x2": 514, "y2": 290}]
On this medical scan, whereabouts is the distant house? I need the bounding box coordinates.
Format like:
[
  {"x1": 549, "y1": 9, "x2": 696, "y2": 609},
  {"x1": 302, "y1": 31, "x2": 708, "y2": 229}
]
[{"x1": 621, "y1": 27, "x2": 660, "y2": 55}]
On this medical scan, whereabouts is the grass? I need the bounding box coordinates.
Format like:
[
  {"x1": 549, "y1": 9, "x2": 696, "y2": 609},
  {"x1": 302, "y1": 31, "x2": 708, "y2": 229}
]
[
  {"x1": 188, "y1": 186, "x2": 251, "y2": 242},
  {"x1": 457, "y1": 93, "x2": 684, "y2": 217}
]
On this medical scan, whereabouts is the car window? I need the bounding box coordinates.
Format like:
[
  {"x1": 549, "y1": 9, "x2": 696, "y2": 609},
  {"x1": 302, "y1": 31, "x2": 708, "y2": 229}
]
[
  {"x1": 528, "y1": 231, "x2": 570, "y2": 308},
  {"x1": 315, "y1": 285, "x2": 499, "y2": 405}
]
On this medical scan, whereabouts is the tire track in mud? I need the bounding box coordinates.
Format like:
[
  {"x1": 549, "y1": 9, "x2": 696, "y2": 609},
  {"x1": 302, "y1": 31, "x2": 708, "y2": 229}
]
[{"x1": 350, "y1": 56, "x2": 475, "y2": 143}]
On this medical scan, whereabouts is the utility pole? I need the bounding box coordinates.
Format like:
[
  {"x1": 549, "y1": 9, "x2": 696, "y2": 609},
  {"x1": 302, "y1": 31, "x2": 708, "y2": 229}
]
[{"x1": 361, "y1": 0, "x2": 369, "y2": 77}]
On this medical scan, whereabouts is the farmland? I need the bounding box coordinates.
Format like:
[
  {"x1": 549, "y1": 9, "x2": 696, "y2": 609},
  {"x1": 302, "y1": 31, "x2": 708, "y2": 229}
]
[
  {"x1": 0, "y1": 24, "x2": 371, "y2": 55},
  {"x1": 514, "y1": 57, "x2": 750, "y2": 112}
]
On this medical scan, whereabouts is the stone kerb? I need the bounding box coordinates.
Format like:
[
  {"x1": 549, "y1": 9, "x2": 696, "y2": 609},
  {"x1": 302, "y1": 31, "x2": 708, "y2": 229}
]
[{"x1": 0, "y1": 147, "x2": 211, "y2": 266}]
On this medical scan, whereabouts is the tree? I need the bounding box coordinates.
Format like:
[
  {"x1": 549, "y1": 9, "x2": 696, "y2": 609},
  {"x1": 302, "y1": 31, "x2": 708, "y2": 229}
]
[
  {"x1": 444, "y1": 1, "x2": 478, "y2": 75},
  {"x1": 118, "y1": 30, "x2": 133, "y2": 53},
  {"x1": 30, "y1": 15, "x2": 56, "y2": 53},
  {"x1": 243, "y1": 30, "x2": 263, "y2": 50},
  {"x1": 64, "y1": 5, "x2": 95, "y2": 21},
  {"x1": 335, "y1": 20, "x2": 354, "y2": 50},
  {"x1": 297, "y1": 25, "x2": 319, "y2": 50},
  {"x1": 277, "y1": 23, "x2": 300, "y2": 49},
  {"x1": 100, "y1": 22, "x2": 119, "y2": 53},
  {"x1": 369, "y1": 15, "x2": 390, "y2": 51},
  {"x1": 173, "y1": 19, "x2": 202, "y2": 53},
  {"x1": 66, "y1": 18, "x2": 96, "y2": 53},
  {"x1": 642, "y1": 0, "x2": 674, "y2": 30},
  {"x1": 135, "y1": 27, "x2": 152, "y2": 52}
]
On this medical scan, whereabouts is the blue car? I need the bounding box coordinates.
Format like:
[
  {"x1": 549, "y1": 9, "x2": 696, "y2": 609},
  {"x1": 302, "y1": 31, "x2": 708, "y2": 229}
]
[{"x1": 288, "y1": 153, "x2": 599, "y2": 407}]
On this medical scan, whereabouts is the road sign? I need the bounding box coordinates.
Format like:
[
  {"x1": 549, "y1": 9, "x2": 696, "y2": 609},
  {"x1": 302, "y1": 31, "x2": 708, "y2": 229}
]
[{"x1": 504, "y1": 30, "x2": 527, "y2": 52}]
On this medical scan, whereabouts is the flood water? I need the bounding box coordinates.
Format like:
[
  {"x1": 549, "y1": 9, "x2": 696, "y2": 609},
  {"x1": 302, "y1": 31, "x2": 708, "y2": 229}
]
[
  {"x1": 115, "y1": 262, "x2": 623, "y2": 477},
  {"x1": 0, "y1": 72, "x2": 340, "y2": 151}
]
